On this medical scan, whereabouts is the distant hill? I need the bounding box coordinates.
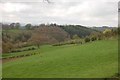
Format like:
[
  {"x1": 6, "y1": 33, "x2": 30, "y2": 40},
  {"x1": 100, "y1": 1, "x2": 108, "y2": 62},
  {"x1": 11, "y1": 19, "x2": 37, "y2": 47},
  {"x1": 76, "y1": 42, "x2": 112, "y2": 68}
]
[
  {"x1": 2, "y1": 23, "x2": 99, "y2": 39},
  {"x1": 91, "y1": 27, "x2": 117, "y2": 32},
  {"x1": 59, "y1": 25, "x2": 98, "y2": 38}
]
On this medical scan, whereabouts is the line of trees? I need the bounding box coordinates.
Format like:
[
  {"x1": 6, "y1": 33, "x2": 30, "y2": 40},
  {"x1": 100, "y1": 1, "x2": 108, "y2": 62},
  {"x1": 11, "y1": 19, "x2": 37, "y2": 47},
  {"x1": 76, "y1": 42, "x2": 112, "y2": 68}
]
[
  {"x1": 53, "y1": 28, "x2": 119, "y2": 46},
  {"x1": 2, "y1": 23, "x2": 119, "y2": 53},
  {"x1": 2, "y1": 23, "x2": 70, "y2": 53},
  {"x1": 84, "y1": 28, "x2": 118, "y2": 43}
]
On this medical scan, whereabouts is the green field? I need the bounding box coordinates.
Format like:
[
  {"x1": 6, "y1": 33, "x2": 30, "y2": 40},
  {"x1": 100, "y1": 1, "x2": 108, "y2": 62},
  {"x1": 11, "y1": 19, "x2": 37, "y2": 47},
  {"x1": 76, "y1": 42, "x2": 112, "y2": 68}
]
[{"x1": 3, "y1": 40, "x2": 118, "y2": 78}]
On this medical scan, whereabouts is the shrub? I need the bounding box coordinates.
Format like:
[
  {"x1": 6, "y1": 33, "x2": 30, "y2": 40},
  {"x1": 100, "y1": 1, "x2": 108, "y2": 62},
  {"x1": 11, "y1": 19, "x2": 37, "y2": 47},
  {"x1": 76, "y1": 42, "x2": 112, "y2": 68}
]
[
  {"x1": 84, "y1": 37, "x2": 90, "y2": 43},
  {"x1": 103, "y1": 29, "x2": 112, "y2": 38},
  {"x1": 98, "y1": 37, "x2": 102, "y2": 40},
  {"x1": 91, "y1": 36, "x2": 97, "y2": 41},
  {"x1": 52, "y1": 39, "x2": 83, "y2": 46}
]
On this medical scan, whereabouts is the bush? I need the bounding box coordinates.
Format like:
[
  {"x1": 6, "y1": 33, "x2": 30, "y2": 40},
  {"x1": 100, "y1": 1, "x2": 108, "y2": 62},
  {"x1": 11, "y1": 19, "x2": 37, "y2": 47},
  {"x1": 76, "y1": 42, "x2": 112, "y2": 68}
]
[
  {"x1": 52, "y1": 39, "x2": 83, "y2": 46},
  {"x1": 91, "y1": 36, "x2": 97, "y2": 41},
  {"x1": 84, "y1": 37, "x2": 90, "y2": 43},
  {"x1": 98, "y1": 37, "x2": 102, "y2": 40},
  {"x1": 10, "y1": 47, "x2": 36, "y2": 53}
]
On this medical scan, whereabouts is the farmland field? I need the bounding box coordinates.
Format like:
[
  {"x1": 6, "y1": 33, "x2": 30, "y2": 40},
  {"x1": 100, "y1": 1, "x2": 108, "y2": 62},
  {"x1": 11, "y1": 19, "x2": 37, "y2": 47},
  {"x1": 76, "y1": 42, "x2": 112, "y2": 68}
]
[{"x1": 3, "y1": 39, "x2": 118, "y2": 78}]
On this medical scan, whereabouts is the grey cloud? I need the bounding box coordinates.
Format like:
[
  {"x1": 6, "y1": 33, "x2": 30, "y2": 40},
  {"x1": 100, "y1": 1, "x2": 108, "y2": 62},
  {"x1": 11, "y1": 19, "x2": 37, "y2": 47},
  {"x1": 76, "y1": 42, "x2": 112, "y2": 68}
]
[{"x1": 1, "y1": 0, "x2": 119, "y2": 27}]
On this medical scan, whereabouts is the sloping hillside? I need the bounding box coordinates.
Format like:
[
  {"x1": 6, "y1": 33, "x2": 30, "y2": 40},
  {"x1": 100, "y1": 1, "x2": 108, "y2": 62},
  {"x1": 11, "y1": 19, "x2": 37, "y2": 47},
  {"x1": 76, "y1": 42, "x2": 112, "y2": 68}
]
[
  {"x1": 59, "y1": 25, "x2": 98, "y2": 38},
  {"x1": 3, "y1": 40, "x2": 118, "y2": 78}
]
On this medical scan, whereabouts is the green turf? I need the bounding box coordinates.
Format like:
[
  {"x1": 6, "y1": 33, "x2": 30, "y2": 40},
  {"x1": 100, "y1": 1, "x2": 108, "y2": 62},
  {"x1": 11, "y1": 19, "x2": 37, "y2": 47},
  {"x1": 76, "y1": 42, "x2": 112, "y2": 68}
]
[
  {"x1": 3, "y1": 40, "x2": 118, "y2": 78},
  {"x1": 2, "y1": 45, "x2": 73, "y2": 58}
]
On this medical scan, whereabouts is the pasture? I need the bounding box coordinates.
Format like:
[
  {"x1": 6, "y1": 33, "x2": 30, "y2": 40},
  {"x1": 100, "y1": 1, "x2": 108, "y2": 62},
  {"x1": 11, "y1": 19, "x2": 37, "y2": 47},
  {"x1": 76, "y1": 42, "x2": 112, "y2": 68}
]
[{"x1": 3, "y1": 39, "x2": 118, "y2": 78}]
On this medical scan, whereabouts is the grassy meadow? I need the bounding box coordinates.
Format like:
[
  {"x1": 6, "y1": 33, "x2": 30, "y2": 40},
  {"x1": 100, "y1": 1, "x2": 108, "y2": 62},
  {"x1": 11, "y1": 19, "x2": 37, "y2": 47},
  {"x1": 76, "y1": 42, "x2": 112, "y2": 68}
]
[
  {"x1": 3, "y1": 39, "x2": 118, "y2": 78},
  {"x1": 1, "y1": 2, "x2": 120, "y2": 78}
]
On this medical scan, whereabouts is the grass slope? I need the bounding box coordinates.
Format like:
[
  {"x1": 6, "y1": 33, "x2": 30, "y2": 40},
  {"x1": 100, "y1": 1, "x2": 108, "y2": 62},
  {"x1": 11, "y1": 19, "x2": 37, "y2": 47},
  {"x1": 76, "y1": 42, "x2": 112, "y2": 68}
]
[{"x1": 3, "y1": 40, "x2": 118, "y2": 78}]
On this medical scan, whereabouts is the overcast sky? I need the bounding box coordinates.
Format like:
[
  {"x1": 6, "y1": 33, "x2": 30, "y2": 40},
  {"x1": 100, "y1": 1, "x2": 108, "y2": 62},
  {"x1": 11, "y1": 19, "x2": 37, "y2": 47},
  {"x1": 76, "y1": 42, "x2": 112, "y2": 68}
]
[{"x1": 0, "y1": 0, "x2": 119, "y2": 27}]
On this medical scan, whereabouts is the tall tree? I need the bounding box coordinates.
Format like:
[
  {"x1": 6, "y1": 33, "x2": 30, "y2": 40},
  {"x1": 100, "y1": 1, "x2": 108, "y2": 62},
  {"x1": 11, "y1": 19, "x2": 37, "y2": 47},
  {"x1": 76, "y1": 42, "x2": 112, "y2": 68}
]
[
  {"x1": 15, "y1": 23, "x2": 21, "y2": 29},
  {"x1": 10, "y1": 23, "x2": 15, "y2": 29},
  {"x1": 25, "y1": 24, "x2": 32, "y2": 30}
]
